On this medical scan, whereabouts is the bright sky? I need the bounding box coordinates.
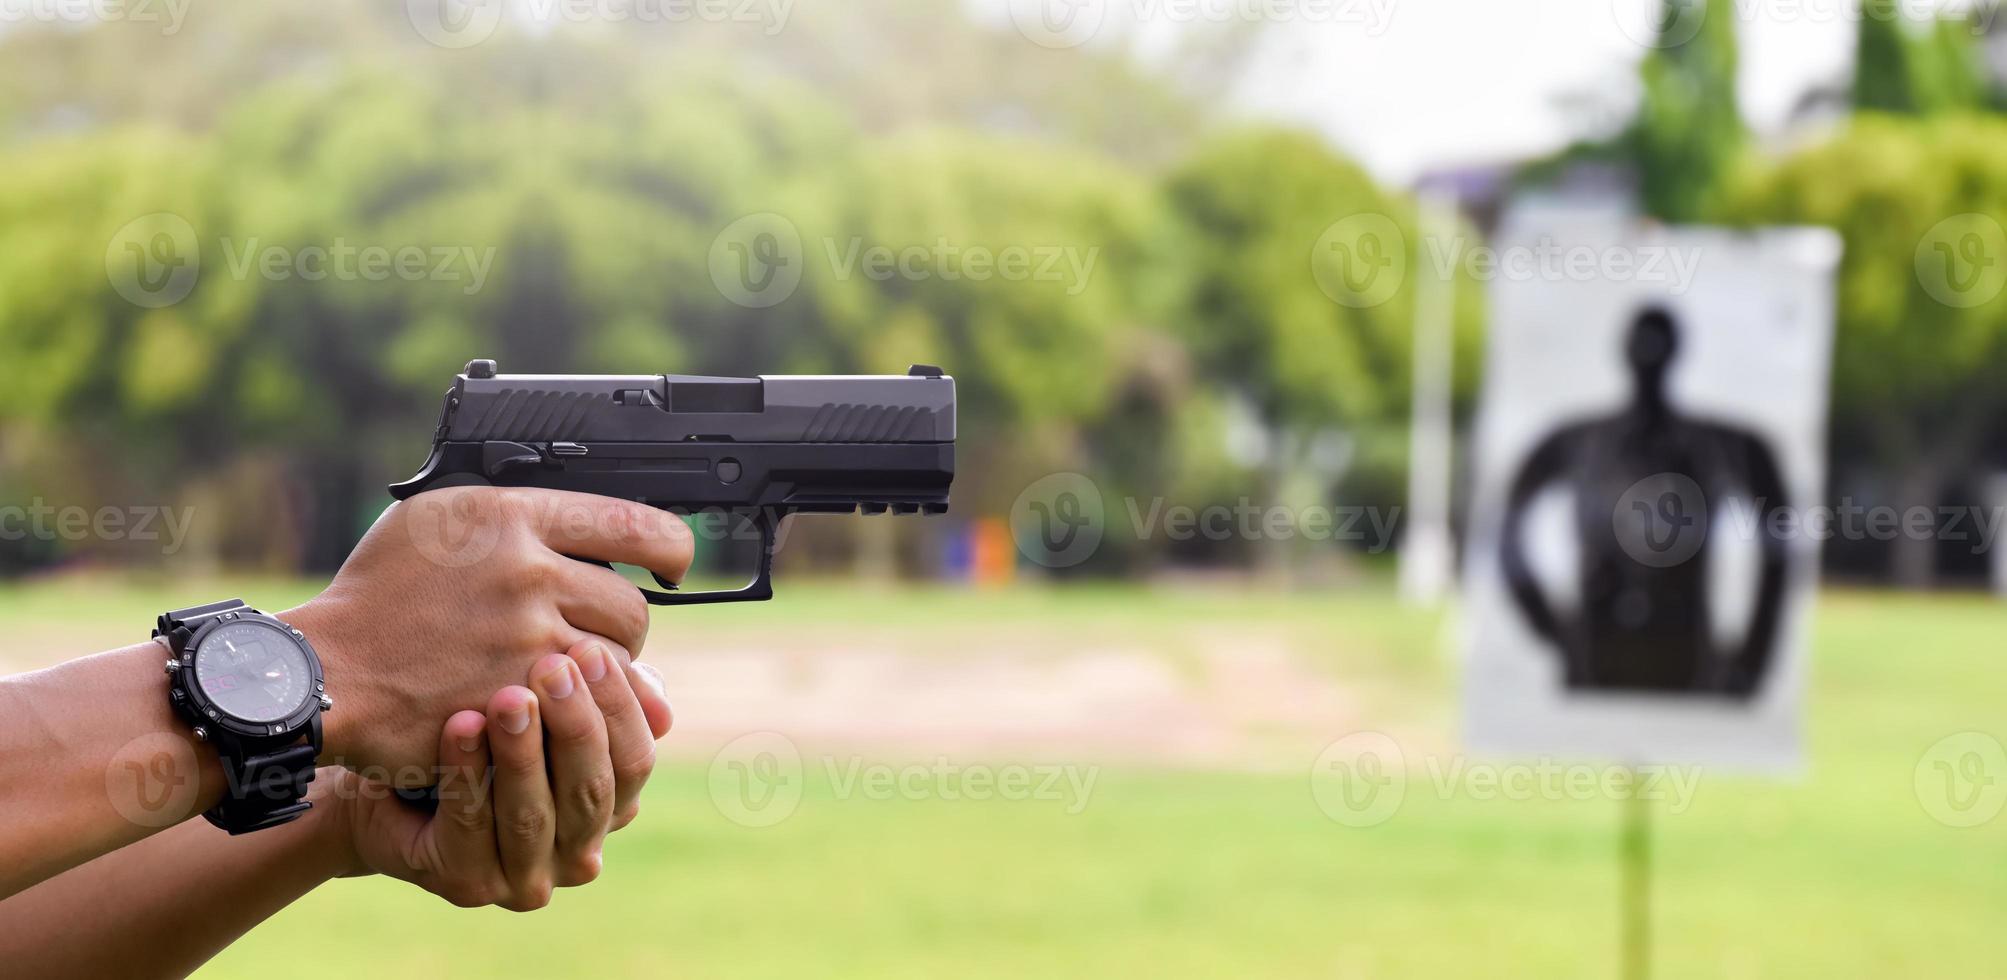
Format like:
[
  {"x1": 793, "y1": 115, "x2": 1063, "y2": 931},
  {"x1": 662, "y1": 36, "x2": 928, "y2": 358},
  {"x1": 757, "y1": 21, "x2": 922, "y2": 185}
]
[
  {"x1": 1228, "y1": 0, "x2": 1863, "y2": 183},
  {"x1": 976, "y1": 0, "x2": 1971, "y2": 184}
]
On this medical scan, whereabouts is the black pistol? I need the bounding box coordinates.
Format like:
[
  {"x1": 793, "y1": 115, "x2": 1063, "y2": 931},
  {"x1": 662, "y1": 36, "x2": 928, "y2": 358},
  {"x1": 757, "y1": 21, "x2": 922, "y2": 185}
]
[{"x1": 390, "y1": 359, "x2": 956, "y2": 604}]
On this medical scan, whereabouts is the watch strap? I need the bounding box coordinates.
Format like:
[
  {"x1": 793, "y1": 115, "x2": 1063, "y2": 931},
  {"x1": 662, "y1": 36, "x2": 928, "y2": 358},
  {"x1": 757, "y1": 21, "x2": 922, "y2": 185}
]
[
  {"x1": 205, "y1": 741, "x2": 320, "y2": 835},
  {"x1": 155, "y1": 598, "x2": 250, "y2": 646}
]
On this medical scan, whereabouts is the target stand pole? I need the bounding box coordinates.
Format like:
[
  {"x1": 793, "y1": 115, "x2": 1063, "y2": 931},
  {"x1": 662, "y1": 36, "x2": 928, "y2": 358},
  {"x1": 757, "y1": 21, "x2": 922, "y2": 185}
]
[{"x1": 1620, "y1": 764, "x2": 1652, "y2": 980}]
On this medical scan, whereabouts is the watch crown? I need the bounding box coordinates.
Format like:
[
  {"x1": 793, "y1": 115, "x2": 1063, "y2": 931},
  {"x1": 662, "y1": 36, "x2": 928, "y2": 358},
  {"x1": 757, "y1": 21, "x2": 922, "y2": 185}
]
[
  {"x1": 164, "y1": 659, "x2": 178, "y2": 674},
  {"x1": 191, "y1": 726, "x2": 209, "y2": 742},
  {"x1": 318, "y1": 694, "x2": 335, "y2": 712}
]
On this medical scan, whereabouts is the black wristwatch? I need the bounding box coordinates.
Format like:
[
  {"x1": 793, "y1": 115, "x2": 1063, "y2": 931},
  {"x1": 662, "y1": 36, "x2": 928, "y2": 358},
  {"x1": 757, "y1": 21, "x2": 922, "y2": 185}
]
[{"x1": 156, "y1": 599, "x2": 333, "y2": 835}]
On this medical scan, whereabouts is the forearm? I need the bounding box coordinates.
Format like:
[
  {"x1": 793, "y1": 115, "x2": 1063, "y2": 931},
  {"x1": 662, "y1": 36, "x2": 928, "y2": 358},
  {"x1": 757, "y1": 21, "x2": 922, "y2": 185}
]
[
  {"x1": 0, "y1": 640, "x2": 227, "y2": 899},
  {"x1": 0, "y1": 777, "x2": 354, "y2": 979}
]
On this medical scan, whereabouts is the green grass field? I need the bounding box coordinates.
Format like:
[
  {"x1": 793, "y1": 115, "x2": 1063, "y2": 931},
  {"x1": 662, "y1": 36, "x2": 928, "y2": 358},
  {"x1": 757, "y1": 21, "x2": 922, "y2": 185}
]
[{"x1": 4, "y1": 579, "x2": 2002, "y2": 978}]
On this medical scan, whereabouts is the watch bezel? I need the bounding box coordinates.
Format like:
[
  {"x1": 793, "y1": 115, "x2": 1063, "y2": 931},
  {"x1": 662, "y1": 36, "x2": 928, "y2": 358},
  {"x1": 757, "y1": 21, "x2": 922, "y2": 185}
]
[{"x1": 171, "y1": 611, "x2": 325, "y2": 740}]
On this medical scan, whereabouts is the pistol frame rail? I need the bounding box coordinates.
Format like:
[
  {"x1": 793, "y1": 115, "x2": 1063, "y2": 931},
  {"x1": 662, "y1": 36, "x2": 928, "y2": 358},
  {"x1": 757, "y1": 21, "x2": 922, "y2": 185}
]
[{"x1": 390, "y1": 359, "x2": 955, "y2": 605}]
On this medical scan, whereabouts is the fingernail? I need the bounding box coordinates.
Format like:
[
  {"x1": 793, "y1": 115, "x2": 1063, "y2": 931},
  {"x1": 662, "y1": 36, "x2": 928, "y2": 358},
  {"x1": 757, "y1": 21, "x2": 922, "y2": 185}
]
[
  {"x1": 578, "y1": 644, "x2": 608, "y2": 682},
  {"x1": 500, "y1": 702, "x2": 532, "y2": 734},
  {"x1": 538, "y1": 661, "x2": 576, "y2": 700},
  {"x1": 457, "y1": 733, "x2": 481, "y2": 753}
]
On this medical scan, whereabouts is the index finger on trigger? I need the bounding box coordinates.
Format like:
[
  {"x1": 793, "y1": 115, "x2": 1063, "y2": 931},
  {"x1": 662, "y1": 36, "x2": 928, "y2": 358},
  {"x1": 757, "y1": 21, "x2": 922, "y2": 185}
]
[{"x1": 510, "y1": 489, "x2": 694, "y2": 588}]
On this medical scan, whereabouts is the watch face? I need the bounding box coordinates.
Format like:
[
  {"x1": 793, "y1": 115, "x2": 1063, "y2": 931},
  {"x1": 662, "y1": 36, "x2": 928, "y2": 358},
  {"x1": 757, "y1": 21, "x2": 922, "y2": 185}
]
[{"x1": 192, "y1": 621, "x2": 314, "y2": 724}]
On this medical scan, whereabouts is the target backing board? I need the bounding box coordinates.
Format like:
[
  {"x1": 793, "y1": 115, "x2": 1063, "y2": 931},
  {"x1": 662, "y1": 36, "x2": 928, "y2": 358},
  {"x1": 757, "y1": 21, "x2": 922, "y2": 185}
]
[{"x1": 1460, "y1": 208, "x2": 1840, "y2": 772}]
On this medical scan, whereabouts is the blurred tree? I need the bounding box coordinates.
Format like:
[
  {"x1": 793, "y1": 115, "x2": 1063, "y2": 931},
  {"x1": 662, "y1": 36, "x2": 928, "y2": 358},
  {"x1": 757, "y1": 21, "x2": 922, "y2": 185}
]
[
  {"x1": 1517, "y1": 0, "x2": 1744, "y2": 222},
  {"x1": 1627, "y1": 0, "x2": 1744, "y2": 222},
  {"x1": 1728, "y1": 114, "x2": 2007, "y2": 586},
  {"x1": 1853, "y1": 7, "x2": 1988, "y2": 115},
  {"x1": 1160, "y1": 128, "x2": 1482, "y2": 572}
]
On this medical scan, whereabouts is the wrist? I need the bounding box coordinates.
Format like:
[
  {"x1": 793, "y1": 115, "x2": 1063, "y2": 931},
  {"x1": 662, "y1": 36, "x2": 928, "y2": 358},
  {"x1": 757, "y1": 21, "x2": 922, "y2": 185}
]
[
  {"x1": 298, "y1": 771, "x2": 368, "y2": 881},
  {"x1": 278, "y1": 597, "x2": 374, "y2": 771}
]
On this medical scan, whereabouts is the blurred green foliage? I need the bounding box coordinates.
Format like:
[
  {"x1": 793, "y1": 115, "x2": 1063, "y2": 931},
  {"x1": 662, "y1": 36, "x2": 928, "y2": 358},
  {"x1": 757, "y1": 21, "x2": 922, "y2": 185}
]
[
  {"x1": 0, "y1": 2, "x2": 1466, "y2": 575},
  {"x1": 1727, "y1": 113, "x2": 2007, "y2": 584},
  {"x1": 1628, "y1": 0, "x2": 1745, "y2": 223},
  {"x1": 1853, "y1": 5, "x2": 1991, "y2": 116}
]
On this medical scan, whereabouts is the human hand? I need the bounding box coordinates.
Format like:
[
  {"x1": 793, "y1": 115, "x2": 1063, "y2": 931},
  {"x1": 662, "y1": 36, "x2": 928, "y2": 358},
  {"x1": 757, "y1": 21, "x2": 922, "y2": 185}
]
[
  {"x1": 283, "y1": 487, "x2": 685, "y2": 781},
  {"x1": 324, "y1": 639, "x2": 669, "y2": 909}
]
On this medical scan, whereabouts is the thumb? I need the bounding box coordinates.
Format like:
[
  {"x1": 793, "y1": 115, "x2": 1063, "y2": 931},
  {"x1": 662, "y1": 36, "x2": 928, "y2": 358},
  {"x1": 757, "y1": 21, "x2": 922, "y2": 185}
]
[{"x1": 627, "y1": 661, "x2": 672, "y2": 739}]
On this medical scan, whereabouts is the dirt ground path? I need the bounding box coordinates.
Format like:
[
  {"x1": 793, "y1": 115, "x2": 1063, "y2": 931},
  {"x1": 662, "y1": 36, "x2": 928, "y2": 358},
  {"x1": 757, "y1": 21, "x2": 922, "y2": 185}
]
[{"x1": 1, "y1": 613, "x2": 1417, "y2": 772}]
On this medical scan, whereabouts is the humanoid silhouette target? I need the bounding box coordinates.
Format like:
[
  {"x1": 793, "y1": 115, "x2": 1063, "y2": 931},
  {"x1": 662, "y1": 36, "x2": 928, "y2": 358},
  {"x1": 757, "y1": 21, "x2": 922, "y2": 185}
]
[{"x1": 1461, "y1": 214, "x2": 1839, "y2": 771}]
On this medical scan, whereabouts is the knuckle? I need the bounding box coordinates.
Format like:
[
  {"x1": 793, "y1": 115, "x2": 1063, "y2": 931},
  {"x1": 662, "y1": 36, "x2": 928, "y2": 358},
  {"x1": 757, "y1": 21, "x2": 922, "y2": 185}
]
[
  {"x1": 499, "y1": 806, "x2": 550, "y2": 845},
  {"x1": 611, "y1": 802, "x2": 641, "y2": 832},
  {"x1": 570, "y1": 771, "x2": 617, "y2": 824},
  {"x1": 546, "y1": 704, "x2": 602, "y2": 744},
  {"x1": 613, "y1": 744, "x2": 657, "y2": 788},
  {"x1": 564, "y1": 853, "x2": 603, "y2": 886},
  {"x1": 512, "y1": 881, "x2": 553, "y2": 911},
  {"x1": 445, "y1": 882, "x2": 494, "y2": 909},
  {"x1": 498, "y1": 748, "x2": 545, "y2": 780},
  {"x1": 512, "y1": 557, "x2": 559, "y2": 599},
  {"x1": 447, "y1": 799, "x2": 491, "y2": 833},
  {"x1": 620, "y1": 595, "x2": 651, "y2": 646}
]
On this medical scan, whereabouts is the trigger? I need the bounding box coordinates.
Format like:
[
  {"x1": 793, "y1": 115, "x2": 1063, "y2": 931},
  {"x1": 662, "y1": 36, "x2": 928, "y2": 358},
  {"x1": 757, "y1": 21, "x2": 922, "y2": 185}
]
[{"x1": 639, "y1": 571, "x2": 681, "y2": 605}]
